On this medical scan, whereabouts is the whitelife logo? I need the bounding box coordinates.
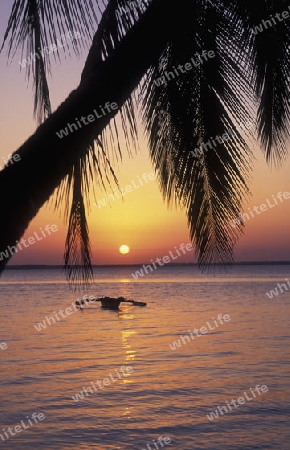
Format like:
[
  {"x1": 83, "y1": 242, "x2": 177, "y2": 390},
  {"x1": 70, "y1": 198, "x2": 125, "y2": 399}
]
[
  {"x1": 169, "y1": 314, "x2": 231, "y2": 351},
  {"x1": 34, "y1": 296, "x2": 93, "y2": 332},
  {"x1": 55, "y1": 102, "x2": 118, "y2": 139},
  {"x1": 0, "y1": 342, "x2": 8, "y2": 351},
  {"x1": 0, "y1": 153, "x2": 21, "y2": 171},
  {"x1": 131, "y1": 243, "x2": 194, "y2": 279},
  {"x1": 229, "y1": 191, "x2": 290, "y2": 228},
  {"x1": 0, "y1": 224, "x2": 58, "y2": 261},
  {"x1": 94, "y1": 172, "x2": 156, "y2": 209},
  {"x1": 71, "y1": 366, "x2": 133, "y2": 402},
  {"x1": 140, "y1": 436, "x2": 171, "y2": 450},
  {"x1": 0, "y1": 412, "x2": 45, "y2": 442},
  {"x1": 18, "y1": 31, "x2": 81, "y2": 67},
  {"x1": 251, "y1": 6, "x2": 290, "y2": 35},
  {"x1": 266, "y1": 279, "x2": 290, "y2": 299},
  {"x1": 206, "y1": 385, "x2": 269, "y2": 421},
  {"x1": 153, "y1": 50, "x2": 215, "y2": 87}
]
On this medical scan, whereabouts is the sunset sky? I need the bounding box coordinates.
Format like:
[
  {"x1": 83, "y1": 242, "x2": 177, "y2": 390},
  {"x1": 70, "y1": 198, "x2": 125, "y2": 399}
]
[{"x1": 0, "y1": 1, "x2": 290, "y2": 266}]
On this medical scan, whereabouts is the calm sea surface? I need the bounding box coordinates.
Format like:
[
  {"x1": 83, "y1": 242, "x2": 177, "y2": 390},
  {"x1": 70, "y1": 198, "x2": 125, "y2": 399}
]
[{"x1": 0, "y1": 265, "x2": 289, "y2": 449}]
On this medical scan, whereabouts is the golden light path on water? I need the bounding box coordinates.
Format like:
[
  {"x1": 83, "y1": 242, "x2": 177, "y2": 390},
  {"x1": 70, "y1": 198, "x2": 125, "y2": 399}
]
[{"x1": 0, "y1": 265, "x2": 290, "y2": 448}]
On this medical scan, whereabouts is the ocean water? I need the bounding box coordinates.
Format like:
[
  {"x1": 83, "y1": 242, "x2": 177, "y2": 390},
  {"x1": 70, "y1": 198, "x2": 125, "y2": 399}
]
[{"x1": 0, "y1": 265, "x2": 290, "y2": 449}]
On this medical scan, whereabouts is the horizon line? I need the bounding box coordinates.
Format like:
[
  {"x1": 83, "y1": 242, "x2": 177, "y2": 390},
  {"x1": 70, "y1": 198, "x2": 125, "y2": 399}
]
[{"x1": 5, "y1": 261, "x2": 290, "y2": 269}]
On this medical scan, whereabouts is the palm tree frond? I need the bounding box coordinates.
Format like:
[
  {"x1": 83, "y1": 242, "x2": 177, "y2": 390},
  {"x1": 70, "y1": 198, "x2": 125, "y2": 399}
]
[
  {"x1": 63, "y1": 156, "x2": 93, "y2": 289},
  {"x1": 58, "y1": 134, "x2": 123, "y2": 289},
  {"x1": 232, "y1": 0, "x2": 290, "y2": 165},
  {"x1": 1, "y1": 0, "x2": 99, "y2": 123},
  {"x1": 142, "y1": 0, "x2": 252, "y2": 269}
]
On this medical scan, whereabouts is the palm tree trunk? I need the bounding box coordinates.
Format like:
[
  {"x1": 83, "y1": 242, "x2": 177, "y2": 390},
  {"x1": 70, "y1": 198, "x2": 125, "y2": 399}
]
[{"x1": 0, "y1": 0, "x2": 176, "y2": 272}]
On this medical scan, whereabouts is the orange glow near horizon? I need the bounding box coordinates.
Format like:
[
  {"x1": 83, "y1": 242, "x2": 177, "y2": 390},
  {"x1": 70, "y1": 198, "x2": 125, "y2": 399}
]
[{"x1": 7, "y1": 147, "x2": 290, "y2": 266}]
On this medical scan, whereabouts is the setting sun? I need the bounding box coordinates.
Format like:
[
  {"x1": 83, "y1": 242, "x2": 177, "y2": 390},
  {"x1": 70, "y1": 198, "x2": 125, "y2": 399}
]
[{"x1": 119, "y1": 245, "x2": 130, "y2": 254}]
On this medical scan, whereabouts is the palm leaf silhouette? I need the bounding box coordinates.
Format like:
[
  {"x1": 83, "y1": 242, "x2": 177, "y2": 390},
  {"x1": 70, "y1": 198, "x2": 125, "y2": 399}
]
[{"x1": 0, "y1": 0, "x2": 289, "y2": 286}]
